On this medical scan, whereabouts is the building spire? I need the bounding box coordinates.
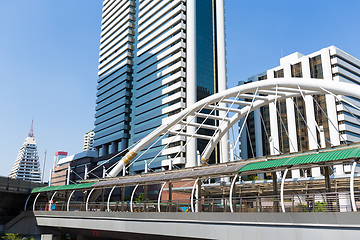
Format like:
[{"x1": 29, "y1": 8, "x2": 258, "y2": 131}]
[{"x1": 28, "y1": 119, "x2": 34, "y2": 137}]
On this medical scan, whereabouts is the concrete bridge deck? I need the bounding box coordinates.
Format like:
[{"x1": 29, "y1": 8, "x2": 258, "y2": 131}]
[{"x1": 32, "y1": 211, "x2": 360, "y2": 240}]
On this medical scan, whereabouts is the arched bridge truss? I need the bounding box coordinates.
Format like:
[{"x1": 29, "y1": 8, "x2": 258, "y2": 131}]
[{"x1": 106, "y1": 78, "x2": 360, "y2": 177}]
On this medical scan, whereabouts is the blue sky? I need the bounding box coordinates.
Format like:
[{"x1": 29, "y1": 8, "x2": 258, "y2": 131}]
[{"x1": 0, "y1": 0, "x2": 359, "y2": 181}]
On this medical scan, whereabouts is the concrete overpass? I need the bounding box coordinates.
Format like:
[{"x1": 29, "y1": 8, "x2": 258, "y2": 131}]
[
  {"x1": 0, "y1": 176, "x2": 45, "y2": 228},
  {"x1": 27, "y1": 211, "x2": 360, "y2": 240}
]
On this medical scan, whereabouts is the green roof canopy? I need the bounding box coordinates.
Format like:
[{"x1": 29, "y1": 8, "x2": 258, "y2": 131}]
[
  {"x1": 31, "y1": 182, "x2": 97, "y2": 194},
  {"x1": 238, "y1": 147, "x2": 360, "y2": 173}
]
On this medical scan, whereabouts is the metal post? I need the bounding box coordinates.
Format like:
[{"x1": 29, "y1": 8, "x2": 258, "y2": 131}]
[
  {"x1": 66, "y1": 165, "x2": 71, "y2": 185},
  {"x1": 24, "y1": 194, "x2": 32, "y2": 211},
  {"x1": 50, "y1": 191, "x2": 57, "y2": 210},
  {"x1": 102, "y1": 166, "x2": 106, "y2": 178},
  {"x1": 123, "y1": 165, "x2": 126, "y2": 176},
  {"x1": 33, "y1": 193, "x2": 41, "y2": 211},
  {"x1": 169, "y1": 159, "x2": 172, "y2": 170},
  {"x1": 107, "y1": 186, "x2": 116, "y2": 212},
  {"x1": 350, "y1": 161, "x2": 357, "y2": 212},
  {"x1": 121, "y1": 186, "x2": 125, "y2": 211},
  {"x1": 84, "y1": 165, "x2": 88, "y2": 180},
  {"x1": 169, "y1": 182, "x2": 173, "y2": 212},
  {"x1": 281, "y1": 169, "x2": 289, "y2": 213},
  {"x1": 324, "y1": 166, "x2": 331, "y2": 192},
  {"x1": 191, "y1": 178, "x2": 199, "y2": 212},
  {"x1": 196, "y1": 179, "x2": 202, "y2": 212},
  {"x1": 272, "y1": 172, "x2": 279, "y2": 212},
  {"x1": 230, "y1": 173, "x2": 238, "y2": 213},
  {"x1": 101, "y1": 189, "x2": 105, "y2": 211},
  {"x1": 86, "y1": 188, "x2": 94, "y2": 211},
  {"x1": 67, "y1": 190, "x2": 75, "y2": 211},
  {"x1": 158, "y1": 182, "x2": 167, "y2": 212},
  {"x1": 130, "y1": 184, "x2": 139, "y2": 212},
  {"x1": 49, "y1": 168, "x2": 52, "y2": 186},
  {"x1": 144, "y1": 185, "x2": 148, "y2": 212}
]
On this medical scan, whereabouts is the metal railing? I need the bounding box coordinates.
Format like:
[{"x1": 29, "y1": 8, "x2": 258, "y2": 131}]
[{"x1": 33, "y1": 191, "x2": 360, "y2": 213}]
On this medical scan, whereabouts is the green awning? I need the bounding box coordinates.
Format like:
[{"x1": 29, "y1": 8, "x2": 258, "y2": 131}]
[
  {"x1": 31, "y1": 182, "x2": 97, "y2": 194},
  {"x1": 238, "y1": 147, "x2": 360, "y2": 173}
]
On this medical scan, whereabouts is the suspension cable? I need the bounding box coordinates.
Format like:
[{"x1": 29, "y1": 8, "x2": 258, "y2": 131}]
[
  {"x1": 230, "y1": 125, "x2": 237, "y2": 156},
  {"x1": 233, "y1": 87, "x2": 259, "y2": 151},
  {"x1": 199, "y1": 91, "x2": 243, "y2": 162},
  {"x1": 312, "y1": 95, "x2": 348, "y2": 144},
  {"x1": 171, "y1": 99, "x2": 223, "y2": 159},
  {"x1": 321, "y1": 87, "x2": 360, "y2": 127},
  {"x1": 259, "y1": 108, "x2": 270, "y2": 145},
  {"x1": 87, "y1": 140, "x2": 140, "y2": 175},
  {"x1": 245, "y1": 123, "x2": 255, "y2": 158},
  {"x1": 144, "y1": 100, "x2": 212, "y2": 170},
  {"x1": 275, "y1": 101, "x2": 297, "y2": 152},
  {"x1": 292, "y1": 90, "x2": 321, "y2": 149}
]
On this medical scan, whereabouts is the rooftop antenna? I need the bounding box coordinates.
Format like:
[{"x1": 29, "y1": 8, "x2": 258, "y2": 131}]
[
  {"x1": 28, "y1": 119, "x2": 34, "y2": 137},
  {"x1": 41, "y1": 150, "x2": 47, "y2": 183}
]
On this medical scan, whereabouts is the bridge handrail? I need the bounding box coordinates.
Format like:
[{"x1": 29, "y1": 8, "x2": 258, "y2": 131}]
[{"x1": 32, "y1": 191, "x2": 360, "y2": 213}]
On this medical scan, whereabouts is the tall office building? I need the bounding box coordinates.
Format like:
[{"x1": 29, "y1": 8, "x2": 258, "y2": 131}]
[
  {"x1": 94, "y1": 0, "x2": 228, "y2": 172},
  {"x1": 53, "y1": 151, "x2": 68, "y2": 168},
  {"x1": 239, "y1": 46, "x2": 360, "y2": 177},
  {"x1": 9, "y1": 121, "x2": 41, "y2": 182},
  {"x1": 83, "y1": 130, "x2": 95, "y2": 151}
]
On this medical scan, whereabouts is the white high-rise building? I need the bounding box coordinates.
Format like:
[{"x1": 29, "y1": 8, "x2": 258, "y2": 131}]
[
  {"x1": 9, "y1": 121, "x2": 41, "y2": 182},
  {"x1": 240, "y1": 46, "x2": 360, "y2": 178},
  {"x1": 83, "y1": 130, "x2": 95, "y2": 151}
]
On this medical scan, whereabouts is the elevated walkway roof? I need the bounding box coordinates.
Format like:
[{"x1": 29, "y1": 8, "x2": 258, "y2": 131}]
[
  {"x1": 32, "y1": 144, "x2": 360, "y2": 194},
  {"x1": 239, "y1": 147, "x2": 360, "y2": 173}
]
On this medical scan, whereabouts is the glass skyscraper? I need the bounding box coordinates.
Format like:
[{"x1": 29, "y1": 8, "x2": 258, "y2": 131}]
[{"x1": 94, "y1": 0, "x2": 228, "y2": 172}]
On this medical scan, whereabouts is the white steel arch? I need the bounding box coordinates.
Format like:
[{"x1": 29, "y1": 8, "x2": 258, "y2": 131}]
[{"x1": 107, "y1": 78, "x2": 360, "y2": 177}]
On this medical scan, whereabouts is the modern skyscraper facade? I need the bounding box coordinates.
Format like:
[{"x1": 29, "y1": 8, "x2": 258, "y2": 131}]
[
  {"x1": 239, "y1": 46, "x2": 360, "y2": 177},
  {"x1": 9, "y1": 121, "x2": 41, "y2": 182},
  {"x1": 94, "y1": 0, "x2": 228, "y2": 172}
]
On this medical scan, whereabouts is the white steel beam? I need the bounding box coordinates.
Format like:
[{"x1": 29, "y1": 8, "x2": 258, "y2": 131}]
[{"x1": 350, "y1": 161, "x2": 357, "y2": 212}]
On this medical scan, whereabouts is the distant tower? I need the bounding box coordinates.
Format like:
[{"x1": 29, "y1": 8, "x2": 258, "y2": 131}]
[
  {"x1": 83, "y1": 130, "x2": 95, "y2": 151},
  {"x1": 9, "y1": 120, "x2": 41, "y2": 182},
  {"x1": 53, "y1": 151, "x2": 68, "y2": 168}
]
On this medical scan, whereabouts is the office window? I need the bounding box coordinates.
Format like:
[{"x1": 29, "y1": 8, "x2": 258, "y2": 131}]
[
  {"x1": 274, "y1": 69, "x2": 284, "y2": 78},
  {"x1": 258, "y1": 75, "x2": 267, "y2": 81},
  {"x1": 291, "y1": 62, "x2": 302, "y2": 77},
  {"x1": 310, "y1": 55, "x2": 323, "y2": 79}
]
